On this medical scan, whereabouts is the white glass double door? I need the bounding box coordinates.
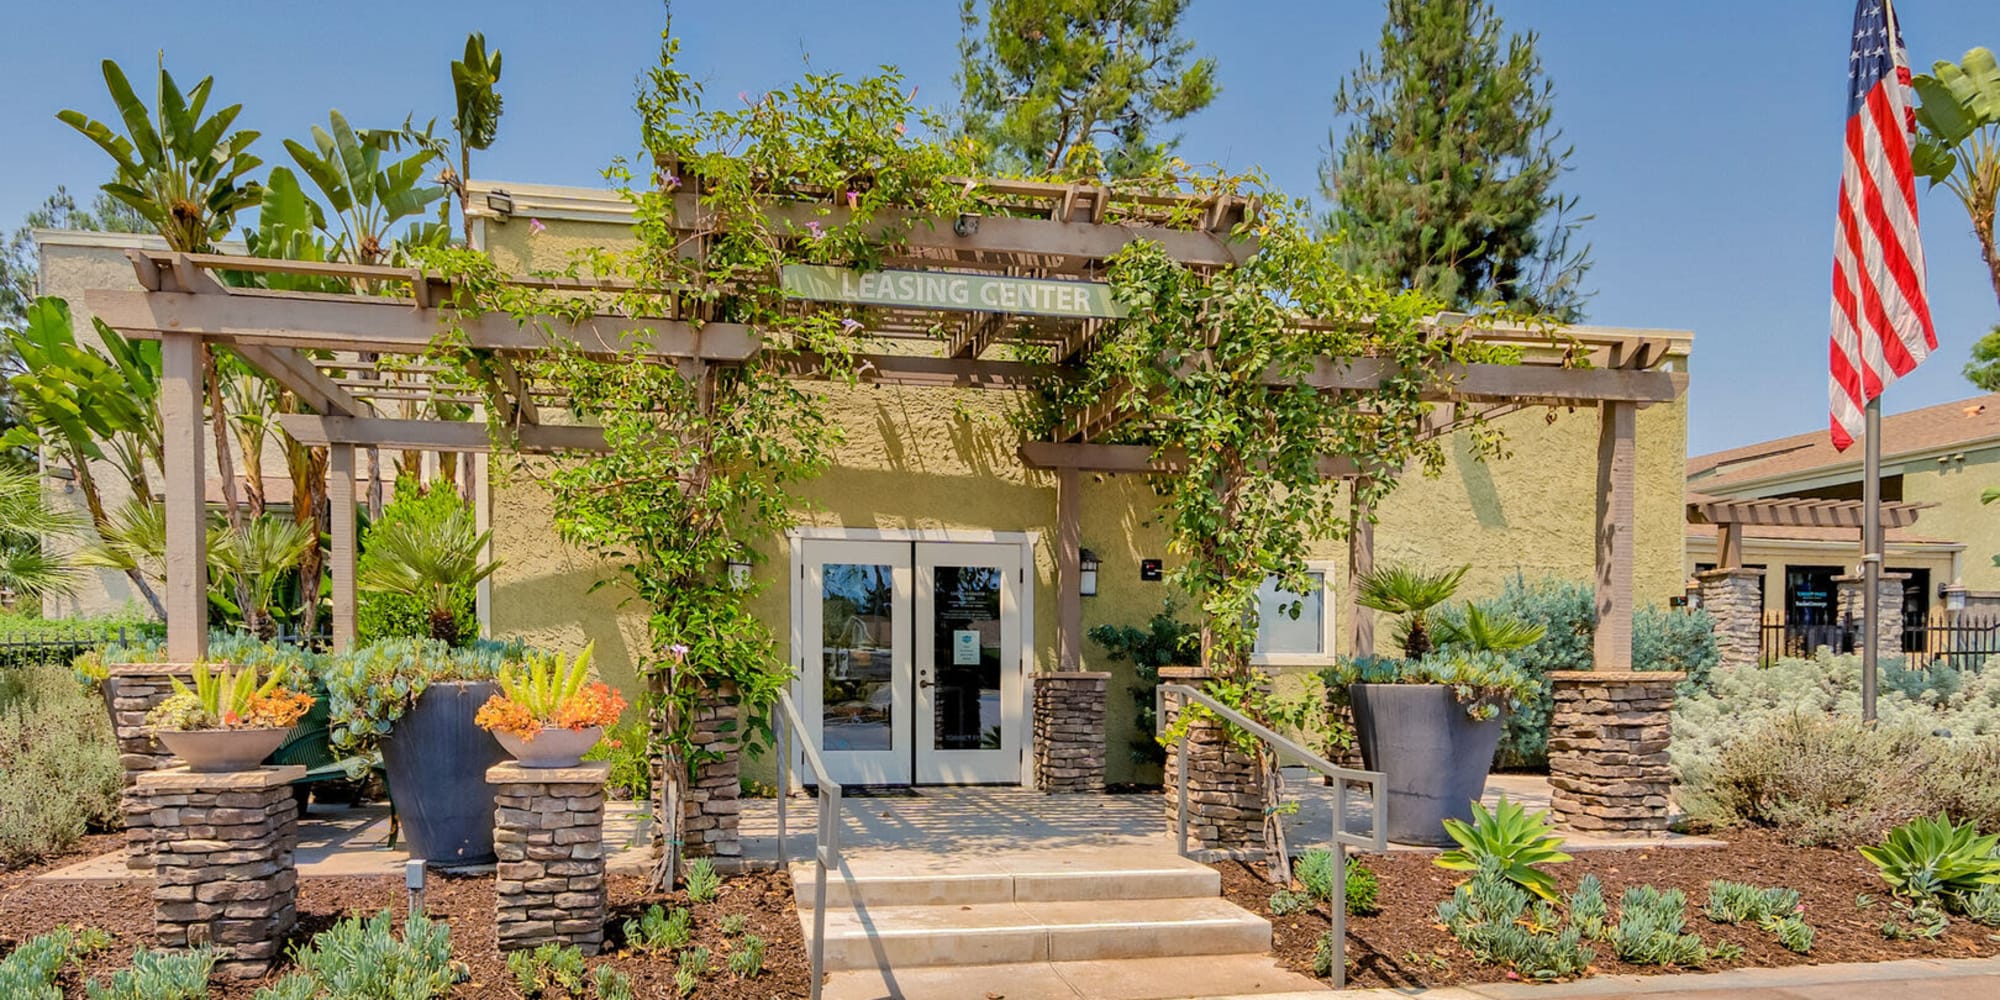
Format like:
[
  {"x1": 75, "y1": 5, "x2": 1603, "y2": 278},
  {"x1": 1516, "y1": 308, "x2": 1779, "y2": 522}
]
[{"x1": 798, "y1": 538, "x2": 1026, "y2": 786}]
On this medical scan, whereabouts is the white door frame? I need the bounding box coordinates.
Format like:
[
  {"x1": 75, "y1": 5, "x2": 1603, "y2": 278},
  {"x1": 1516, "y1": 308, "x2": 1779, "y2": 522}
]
[{"x1": 789, "y1": 527, "x2": 1038, "y2": 785}]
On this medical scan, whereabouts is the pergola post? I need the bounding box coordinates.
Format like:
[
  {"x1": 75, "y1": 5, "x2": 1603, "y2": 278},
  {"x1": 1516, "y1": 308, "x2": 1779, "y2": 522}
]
[
  {"x1": 161, "y1": 332, "x2": 207, "y2": 661},
  {"x1": 1591, "y1": 400, "x2": 1636, "y2": 671},
  {"x1": 329, "y1": 443, "x2": 358, "y2": 651},
  {"x1": 1056, "y1": 465, "x2": 1082, "y2": 671},
  {"x1": 1346, "y1": 480, "x2": 1374, "y2": 657}
]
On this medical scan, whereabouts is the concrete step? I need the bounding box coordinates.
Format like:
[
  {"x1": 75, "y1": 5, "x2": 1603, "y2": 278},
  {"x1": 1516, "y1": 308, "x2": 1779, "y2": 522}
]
[
  {"x1": 808, "y1": 895, "x2": 1273, "y2": 971},
  {"x1": 821, "y1": 954, "x2": 1326, "y2": 1000},
  {"x1": 792, "y1": 848, "x2": 1221, "y2": 908}
]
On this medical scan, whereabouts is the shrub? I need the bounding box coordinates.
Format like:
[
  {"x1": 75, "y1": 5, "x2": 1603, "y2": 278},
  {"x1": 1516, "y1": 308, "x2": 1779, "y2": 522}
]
[
  {"x1": 674, "y1": 947, "x2": 710, "y2": 997},
  {"x1": 1610, "y1": 886, "x2": 1708, "y2": 967},
  {"x1": 727, "y1": 935, "x2": 765, "y2": 979},
  {"x1": 506, "y1": 943, "x2": 585, "y2": 998},
  {"x1": 1675, "y1": 703, "x2": 2000, "y2": 844},
  {"x1": 1324, "y1": 648, "x2": 1536, "y2": 721},
  {"x1": 1428, "y1": 576, "x2": 1715, "y2": 768},
  {"x1": 685, "y1": 857, "x2": 721, "y2": 904},
  {"x1": 1434, "y1": 859, "x2": 1594, "y2": 980},
  {"x1": 1293, "y1": 848, "x2": 1380, "y2": 915},
  {"x1": 356, "y1": 479, "x2": 480, "y2": 645},
  {"x1": 624, "y1": 904, "x2": 693, "y2": 954},
  {"x1": 1435, "y1": 796, "x2": 1572, "y2": 901},
  {"x1": 84, "y1": 947, "x2": 213, "y2": 1000},
  {"x1": 1087, "y1": 599, "x2": 1197, "y2": 766},
  {"x1": 0, "y1": 610, "x2": 160, "y2": 670},
  {"x1": 1269, "y1": 888, "x2": 1314, "y2": 915},
  {"x1": 256, "y1": 910, "x2": 456, "y2": 999},
  {"x1": 593, "y1": 965, "x2": 635, "y2": 1000},
  {"x1": 583, "y1": 719, "x2": 651, "y2": 800},
  {"x1": 0, "y1": 663, "x2": 123, "y2": 862}
]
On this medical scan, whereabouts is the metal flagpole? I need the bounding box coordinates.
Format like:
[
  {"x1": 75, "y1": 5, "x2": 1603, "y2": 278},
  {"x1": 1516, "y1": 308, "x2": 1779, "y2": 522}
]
[{"x1": 1862, "y1": 396, "x2": 1881, "y2": 723}]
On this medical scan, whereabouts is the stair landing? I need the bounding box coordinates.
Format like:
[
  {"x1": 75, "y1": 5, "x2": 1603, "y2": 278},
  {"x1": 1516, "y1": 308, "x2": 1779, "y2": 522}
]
[{"x1": 796, "y1": 846, "x2": 1326, "y2": 999}]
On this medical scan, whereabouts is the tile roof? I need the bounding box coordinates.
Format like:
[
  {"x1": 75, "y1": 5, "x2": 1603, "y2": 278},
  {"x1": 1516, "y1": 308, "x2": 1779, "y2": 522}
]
[{"x1": 1687, "y1": 393, "x2": 2000, "y2": 492}]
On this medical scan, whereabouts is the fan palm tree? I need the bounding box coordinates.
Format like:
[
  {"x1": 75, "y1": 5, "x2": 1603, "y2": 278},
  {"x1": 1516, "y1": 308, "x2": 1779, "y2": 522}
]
[
  {"x1": 1355, "y1": 563, "x2": 1468, "y2": 657},
  {"x1": 1434, "y1": 602, "x2": 1547, "y2": 654},
  {"x1": 210, "y1": 516, "x2": 315, "y2": 640},
  {"x1": 357, "y1": 504, "x2": 499, "y2": 645},
  {"x1": 73, "y1": 498, "x2": 171, "y2": 593},
  {"x1": 0, "y1": 468, "x2": 84, "y2": 604}
]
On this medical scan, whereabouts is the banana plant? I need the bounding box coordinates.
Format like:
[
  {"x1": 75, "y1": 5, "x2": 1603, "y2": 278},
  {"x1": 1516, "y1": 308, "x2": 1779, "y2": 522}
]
[
  {"x1": 448, "y1": 33, "x2": 505, "y2": 244},
  {"x1": 56, "y1": 56, "x2": 262, "y2": 253},
  {"x1": 1913, "y1": 47, "x2": 2000, "y2": 309},
  {"x1": 284, "y1": 110, "x2": 448, "y2": 266},
  {"x1": 498, "y1": 642, "x2": 598, "y2": 719}
]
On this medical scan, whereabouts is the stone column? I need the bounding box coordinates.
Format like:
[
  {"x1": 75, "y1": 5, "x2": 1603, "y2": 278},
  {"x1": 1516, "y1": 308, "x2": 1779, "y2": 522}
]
[
  {"x1": 136, "y1": 765, "x2": 303, "y2": 980},
  {"x1": 1158, "y1": 667, "x2": 1264, "y2": 854},
  {"x1": 1696, "y1": 568, "x2": 1764, "y2": 669},
  {"x1": 1032, "y1": 671, "x2": 1107, "y2": 793},
  {"x1": 109, "y1": 663, "x2": 195, "y2": 871},
  {"x1": 684, "y1": 684, "x2": 742, "y2": 859},
  {"x1": 491, "y1": 761, "x2": 609, "y2": 955},
  {"x1": 1547, "y1": 671, "x2": 1682, "y2": 835},
  {"x1": 1835, "y1": 571, "x2": 1908, "y2": 661}
]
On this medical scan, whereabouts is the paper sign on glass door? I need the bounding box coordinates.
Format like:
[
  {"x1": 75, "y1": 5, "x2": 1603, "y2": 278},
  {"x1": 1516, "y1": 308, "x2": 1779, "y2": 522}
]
[{"x1": 952, "y1": 629, "x2": 981, "y2": 665}]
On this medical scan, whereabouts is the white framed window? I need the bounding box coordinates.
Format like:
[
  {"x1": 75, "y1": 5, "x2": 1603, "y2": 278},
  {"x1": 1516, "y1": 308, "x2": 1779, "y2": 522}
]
[{"x1": 1251, "y1": 562, "x2": 1338, "y2": 666}]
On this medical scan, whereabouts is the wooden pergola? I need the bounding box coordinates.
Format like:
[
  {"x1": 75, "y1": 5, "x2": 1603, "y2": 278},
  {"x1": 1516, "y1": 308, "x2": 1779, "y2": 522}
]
[
  {"x1": 1687, "y1": 494, "x2": 1932, "y2": 570},
  {"x1": 84, "y1": 177, "x2": 1688, "y2": 668}
]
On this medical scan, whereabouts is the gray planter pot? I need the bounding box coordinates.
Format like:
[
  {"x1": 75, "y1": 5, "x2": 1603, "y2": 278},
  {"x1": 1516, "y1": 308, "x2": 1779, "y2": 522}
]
[
  {"x1": 494, "y1": 725, "x2": 602, "y2": 769},
  {"x1": 157, "y1": 728, "x2": 289, "y2": 773},
  {"x1": 379, "y1": 680, "x2": 508, "y2": 867},
  {"x1": 1349, "y1": 683, "x2": 1503, "y2": 847}
]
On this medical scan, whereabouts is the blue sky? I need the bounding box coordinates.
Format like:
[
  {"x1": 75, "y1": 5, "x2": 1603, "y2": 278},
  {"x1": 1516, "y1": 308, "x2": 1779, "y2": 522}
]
[{"x1": 4, "y1": 1, "x2": 1997, "y2": 455}]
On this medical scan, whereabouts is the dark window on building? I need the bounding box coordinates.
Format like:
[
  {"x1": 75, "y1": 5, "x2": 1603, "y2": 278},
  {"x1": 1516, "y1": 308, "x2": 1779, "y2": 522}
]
[
  {"x1": 1891, "y1": 567, "x2": 1929, "y2": 651},
  {"x1": 1785, "y1": 565, "x2": 1843, "y2": 624}
]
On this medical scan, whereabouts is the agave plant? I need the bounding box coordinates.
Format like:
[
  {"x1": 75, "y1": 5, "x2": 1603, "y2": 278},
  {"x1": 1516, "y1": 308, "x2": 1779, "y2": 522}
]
[
  {"x1": 1436, "y1": 795, "x2": 1574, "y2": 902},
  {"x1": 357, "y1": 501, "x2": 499, "y2": 644},
  {"x1": 57, "y1": 57, "x2": 262, "y2": 253},
  {"x1": 1355, "y1": 564, "x2": 1468, "y2": 657},
  {"x1": 1859, "y1": 814, "x2": 2000, "y2": 902}
]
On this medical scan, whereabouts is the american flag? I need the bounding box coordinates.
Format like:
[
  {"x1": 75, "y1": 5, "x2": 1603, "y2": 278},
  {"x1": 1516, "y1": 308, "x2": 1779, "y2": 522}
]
[{"x1": 1828, "y1": 0, "x2": 1935, "y2": 451}]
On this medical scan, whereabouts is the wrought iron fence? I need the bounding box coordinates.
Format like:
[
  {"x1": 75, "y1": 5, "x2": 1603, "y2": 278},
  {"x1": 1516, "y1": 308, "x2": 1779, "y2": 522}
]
[
  {"x1": 0, "y1": 623, "x2": 166, "y2": 668},
  {"x1": 1758, "y1": 613, "x2": 2000, "y2": 670}
]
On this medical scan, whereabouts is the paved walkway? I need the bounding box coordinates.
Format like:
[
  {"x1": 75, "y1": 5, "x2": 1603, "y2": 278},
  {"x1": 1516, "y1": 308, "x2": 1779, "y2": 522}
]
[
  {"x1": 1221, "y1": 956, "x2": 2000, "y2": 999},
  {"x1": 737, "y1": 772, "x2": 1720, "y2": 866}
]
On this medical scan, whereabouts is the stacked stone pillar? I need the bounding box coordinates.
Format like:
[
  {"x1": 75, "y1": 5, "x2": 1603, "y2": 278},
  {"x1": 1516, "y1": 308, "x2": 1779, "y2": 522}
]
[
  {"x1": 648, "y1": 681, "x2": 742, "y2": 861},
  {"x1": 134, "y1": 765, "x2": 302, "y2": 980},
  {"x1": 1547, "y1": 671, "x2": 1682, "y2": 835},
  {"x1": 1158, "y1": 667, "x2": 1264, "y2": 853},
  {"x1": 491, "y1": 762, "x2": 609, "y2": 955},
  {"x1": 1696, "y1": 568, "x2": 1764, "y2": 669},
  {"x1": 1835, "y1": 571, "x2": 1908, "y2": 660},
  {"x1": 1033, "y1": 671, "x2": 1108, "y2": 793},
  {"x1": 107, "y1": 663, "x2": 195, "y2": 870}
]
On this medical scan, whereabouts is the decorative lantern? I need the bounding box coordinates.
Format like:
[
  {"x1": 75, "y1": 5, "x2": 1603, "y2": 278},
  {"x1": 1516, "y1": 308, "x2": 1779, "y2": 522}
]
[
  {"x1": 726, "y1": 556, "x2": 752, "y2": 591},
  {"x1": 1078, "y1": 548, "x2": 1100, "y2": 597}
]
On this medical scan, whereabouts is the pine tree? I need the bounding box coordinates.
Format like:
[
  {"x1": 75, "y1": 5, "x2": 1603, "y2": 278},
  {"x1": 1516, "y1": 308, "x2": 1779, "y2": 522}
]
[
  {"x1": 1323, "y1": 0, "x2": 1590, "y2": 319},
  {"x1": 957, "y1": 0, "x2": 1217, "y2": 179}
]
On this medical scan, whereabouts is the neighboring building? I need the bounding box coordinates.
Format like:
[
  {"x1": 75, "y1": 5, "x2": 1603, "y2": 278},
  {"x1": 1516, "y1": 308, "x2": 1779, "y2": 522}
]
[
  {"x1": 39, "y1": 181, "x2": 1697, "y2": 788},
  {"x1": 1686, "y1": 393, "x2": 2000, "y2": 630}
]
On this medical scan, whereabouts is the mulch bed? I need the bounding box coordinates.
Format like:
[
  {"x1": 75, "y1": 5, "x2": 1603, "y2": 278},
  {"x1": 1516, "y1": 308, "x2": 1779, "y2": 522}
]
[
  {"x1": 1219, "y1": 827, "x2": 2000, "y2": 991},
  {"x1": 0, "y1": 864, "x2": 809, "y2": 998}
]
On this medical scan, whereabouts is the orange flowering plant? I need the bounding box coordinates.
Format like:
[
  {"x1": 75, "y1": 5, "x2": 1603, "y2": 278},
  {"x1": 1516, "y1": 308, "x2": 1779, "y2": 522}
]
[
  {"x1": 475, "y1": 641, "x2": 627, "y2": 742},
  {"x1": 146, "y1": 662, "x2": 315, "y2": 732}
]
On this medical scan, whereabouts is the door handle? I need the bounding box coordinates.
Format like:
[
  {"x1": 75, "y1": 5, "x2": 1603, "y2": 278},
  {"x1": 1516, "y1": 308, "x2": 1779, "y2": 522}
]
[{"x1": 918, "y1": 673, "x2": 935, "y2": 689}]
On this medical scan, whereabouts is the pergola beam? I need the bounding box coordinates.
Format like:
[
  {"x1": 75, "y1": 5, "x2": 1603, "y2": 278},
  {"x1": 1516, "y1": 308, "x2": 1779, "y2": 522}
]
[
  {"x1": 86, "y1": 288, "x2": 758, "y2": 362},
  {"x1": 277, "y1": 414, "x2": 609, "y2": 454},
  {"x1": 1019, "y1": 441, "x2": 1358, "y2": 478},
  {"x1": 1287, "y1": 359, "x2": 1684, "y2": 405},
  {"x1": 231, "y1": 344, "x2": 364, "y2": 417}
]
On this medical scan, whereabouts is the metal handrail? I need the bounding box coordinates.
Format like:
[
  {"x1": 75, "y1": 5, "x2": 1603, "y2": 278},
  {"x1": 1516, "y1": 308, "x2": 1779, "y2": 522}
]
[
  {"x1": 1155, "y1": 682, "x2": 1387, "y2": 990},
  {"x1": 774, "y1": 689, "x2": 842, "y2": 1000}
]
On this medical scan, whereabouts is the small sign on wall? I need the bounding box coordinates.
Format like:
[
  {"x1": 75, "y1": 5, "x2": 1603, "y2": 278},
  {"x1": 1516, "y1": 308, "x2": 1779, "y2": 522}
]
[
  {"x1": 1140, "y1": 559, "x2": 1164, "y2": 582},
  {"x1": 953, "y1": 629, "x2": 981, "y2": 665}
]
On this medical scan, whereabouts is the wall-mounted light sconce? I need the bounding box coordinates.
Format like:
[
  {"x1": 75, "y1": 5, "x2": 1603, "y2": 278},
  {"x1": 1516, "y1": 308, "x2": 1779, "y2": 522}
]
[
  {"x1": 1078, "y1": 548, "x2": 1100, "y2": 597},
  {"x1": 1683, "y1": 577, "x2": 1702, "y2": 610},
  {"x1": 1945, "y1": 580, "x2": 1968, "y2": 614},
  {"x1": 726, "y1": 556, "x2": 753, "y2": 591}
]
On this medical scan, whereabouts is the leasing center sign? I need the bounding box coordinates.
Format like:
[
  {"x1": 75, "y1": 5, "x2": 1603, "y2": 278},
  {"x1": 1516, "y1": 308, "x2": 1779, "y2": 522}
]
[{"x1": 780, "y1": 264, "x2": 1127, "y2": 320}]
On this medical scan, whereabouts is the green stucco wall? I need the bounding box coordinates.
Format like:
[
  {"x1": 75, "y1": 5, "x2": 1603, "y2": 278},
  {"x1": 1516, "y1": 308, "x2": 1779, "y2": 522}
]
[
  {"x1": 479, "y1": 210, "x2": 1692, "y2": 789},
  {"x1": 1899, "y1": 447, "x2": 2000, "y2": 591}
]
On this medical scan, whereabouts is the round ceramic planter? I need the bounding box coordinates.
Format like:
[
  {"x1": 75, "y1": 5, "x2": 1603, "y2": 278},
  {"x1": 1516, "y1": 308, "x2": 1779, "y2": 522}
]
[
  {"x1": 493, "y1": 725, "x2": 603, "y2": 769},
  {"x1": 379, "y1": 680, "x2": 509, "y2": 867},
  {"x1": 1348, "y1": 682, "x2": 1504, "y2": 847},
  {"x1": 157, "y1": 727, "x2": 289, "y2": 773}
]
